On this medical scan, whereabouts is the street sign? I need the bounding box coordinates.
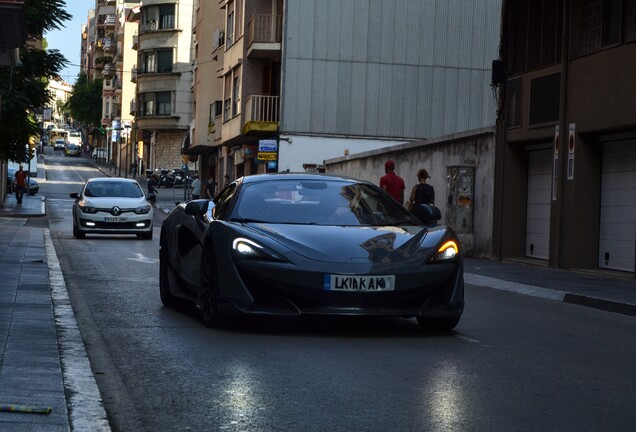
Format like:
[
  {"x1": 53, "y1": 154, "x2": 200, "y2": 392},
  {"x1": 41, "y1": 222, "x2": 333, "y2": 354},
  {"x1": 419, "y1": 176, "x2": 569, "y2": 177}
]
[
  {"x1": 257, "y1": 152, "x2": 277, "y2": 161},
  {"x1": 258, "y1": 139, "x2": 277, "y2": 152}
]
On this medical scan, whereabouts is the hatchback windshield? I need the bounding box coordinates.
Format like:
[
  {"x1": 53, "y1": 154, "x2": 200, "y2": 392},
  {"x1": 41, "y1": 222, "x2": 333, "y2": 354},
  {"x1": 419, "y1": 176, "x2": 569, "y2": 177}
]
[
  {"x1": 84, "y1": 181, "x2": 144, "y2": 198},
  {"x1": 232, "y1": 179, "x2": 420, "y2": 226}
]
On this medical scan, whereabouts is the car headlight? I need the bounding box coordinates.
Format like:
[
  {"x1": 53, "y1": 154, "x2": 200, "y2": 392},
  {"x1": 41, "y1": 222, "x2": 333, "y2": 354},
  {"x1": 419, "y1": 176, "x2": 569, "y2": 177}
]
[
  {"x1": 79, "y1": 204, "x2": 98, "y2": 214},
  {"x1": 232, "y1": 237, "x2": 286, "y2": 261},
  {"x1": 134, "y1": 205, "x2": 152, "y2": 215},
  {"x1": 430, "y1": 240, "x2": 459, "y2": 262}
]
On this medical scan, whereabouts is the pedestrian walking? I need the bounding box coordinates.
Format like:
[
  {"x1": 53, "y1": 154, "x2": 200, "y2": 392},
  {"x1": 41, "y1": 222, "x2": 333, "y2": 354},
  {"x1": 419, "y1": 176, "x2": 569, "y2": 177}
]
[
  {"x1": 191, "y1": 175, "x2": 202, "y2": 200},
  {"x1": 380, "y1": 160, "x2": 405, "y2": 204},
  {"x1": 205, "y1": 175, "x2": 216, "y2": 199},
  {"x1": 147, "y1": 174, "x2": 158, "y2": 205},
  {"x1": 406, "y1": 168, "x2": 435, "y2": 224},
  {"x1": 14, "y1": 165, "x2": 27, "y2": 205}
]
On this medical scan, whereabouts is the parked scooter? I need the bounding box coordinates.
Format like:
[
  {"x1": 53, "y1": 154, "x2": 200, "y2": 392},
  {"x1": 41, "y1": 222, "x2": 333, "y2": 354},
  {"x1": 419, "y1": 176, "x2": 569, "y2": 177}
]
[{"x1": 156, "y1": 168, "x2": 175, "y2": 188}]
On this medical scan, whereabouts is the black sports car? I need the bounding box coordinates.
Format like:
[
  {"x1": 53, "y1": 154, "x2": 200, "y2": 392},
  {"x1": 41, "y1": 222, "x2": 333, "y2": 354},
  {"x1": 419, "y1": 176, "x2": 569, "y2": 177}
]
[{"x1": 159, "y1": 173, "x2": 464, "y2": 331}]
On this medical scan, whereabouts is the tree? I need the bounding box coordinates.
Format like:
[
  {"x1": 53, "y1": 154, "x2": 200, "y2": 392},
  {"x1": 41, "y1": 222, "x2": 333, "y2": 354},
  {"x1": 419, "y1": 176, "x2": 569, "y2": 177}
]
[
  {"x1": 65, "y1": 72, "x2": 103, "y2": 128},
  {"x1": 0, "y1": 0, "x2": 70, "y2": 162}
]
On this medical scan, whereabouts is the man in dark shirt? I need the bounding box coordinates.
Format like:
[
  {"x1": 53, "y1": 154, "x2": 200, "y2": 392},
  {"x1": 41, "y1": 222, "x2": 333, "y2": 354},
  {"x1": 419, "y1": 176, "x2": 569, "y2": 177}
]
[{"x1": 379, "y1": 160, "x2": 405, "y2": 205}]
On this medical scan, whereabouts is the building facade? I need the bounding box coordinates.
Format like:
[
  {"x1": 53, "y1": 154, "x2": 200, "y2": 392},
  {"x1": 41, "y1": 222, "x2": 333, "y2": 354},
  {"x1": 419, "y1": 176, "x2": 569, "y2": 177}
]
[
  {"x1": 494, "y1": 0, "x2": 636, "y2": 276},
  {"x1": 131, "y1": 0, "x2": 194, "y2": 172},
  {"x1": 187, "y1": 0, "x2": 501, "y2": 185}
]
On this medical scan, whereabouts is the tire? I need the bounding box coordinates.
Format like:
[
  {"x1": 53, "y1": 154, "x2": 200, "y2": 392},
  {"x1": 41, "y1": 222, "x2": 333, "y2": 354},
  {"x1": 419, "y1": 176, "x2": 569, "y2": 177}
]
[
  {"x1": 159, "y1": 240, "x2": 181, "y2": 308},
  {"x1": 73, "y1": 222, "x2": 85, "y2": 239},
  {"x1": 199, "y1": 245, "x2": 224, "y2": 328},
  {"x1": 416, "y1": 316, "x2": 460, "y2": 333}
]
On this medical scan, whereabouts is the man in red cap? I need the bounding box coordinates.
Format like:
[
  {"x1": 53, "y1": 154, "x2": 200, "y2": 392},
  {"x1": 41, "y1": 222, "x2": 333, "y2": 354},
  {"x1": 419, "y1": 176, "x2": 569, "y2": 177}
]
[{"x1": 380, "y1": 160, "x2": 405, "y2": 205}]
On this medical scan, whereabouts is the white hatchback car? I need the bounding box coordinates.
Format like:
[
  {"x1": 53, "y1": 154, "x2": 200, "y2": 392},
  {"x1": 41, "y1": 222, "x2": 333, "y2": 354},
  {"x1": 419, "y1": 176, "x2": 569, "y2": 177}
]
[{"x1": 70, "y1": 177, "x2": 154, "y2": 239}]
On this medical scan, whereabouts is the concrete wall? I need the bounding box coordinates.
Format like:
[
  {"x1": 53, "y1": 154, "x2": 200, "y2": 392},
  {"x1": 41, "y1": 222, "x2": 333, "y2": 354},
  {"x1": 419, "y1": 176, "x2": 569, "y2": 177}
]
[{"x1": 325, "y1": 127, "x2": 496, "y2": 258}]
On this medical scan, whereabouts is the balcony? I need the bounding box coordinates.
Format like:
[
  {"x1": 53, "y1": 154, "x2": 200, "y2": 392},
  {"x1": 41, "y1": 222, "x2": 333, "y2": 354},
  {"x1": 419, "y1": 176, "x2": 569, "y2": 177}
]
[
  {"x1": 130, "y1": 99, "x2": 137, "y2": 116},
  {"x1": 103, "y1": 63, "x2": 115, "y2": 78},
  {"x1": 242, "y1": 95, "x2": 279, "y2": 135},
  {"x1": 246, "y1": 15, "x2": 282, "y2": 59},
  {"x1": 103, "y1": 37, "x2": 116, "y2": 54},
  {"x1": 97, "y1": 14, "x2": 116, "y2": 28},
  {"x1": 132, "y1": 33, "x2": 138, "y2": 50},
  {"x1": 131, "y1": 66, "x2": 137, "y2": 83}
]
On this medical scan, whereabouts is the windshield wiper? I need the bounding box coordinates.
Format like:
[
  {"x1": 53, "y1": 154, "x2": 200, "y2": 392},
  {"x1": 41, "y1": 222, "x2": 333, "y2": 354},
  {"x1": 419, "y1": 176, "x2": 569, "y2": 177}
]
[{"x1": 231, "y1": 217, "x2": 267, "y2": 223}]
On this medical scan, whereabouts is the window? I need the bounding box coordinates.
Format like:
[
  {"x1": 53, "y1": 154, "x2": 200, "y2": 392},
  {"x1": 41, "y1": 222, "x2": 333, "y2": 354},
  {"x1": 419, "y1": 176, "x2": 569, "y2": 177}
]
[
  {"x1": 157, "y1": 49, "x2": 173, "y2": 73},
  {"x1": 575, "y1": 0, "x2": 636, "y2": 56},
  {"x1": 159, "y1": 4, "x2": 175, "y2": 30},
  {"x1": 508, "y1": 0, "x2": 562, "y2": 74},
  {"x1": 157, "y1": 92, "x2": 171, "y2": 115},
  {"x1": 232, "y1": 75, "x2": 240, "y2": 117},
  {"x1": 144, "y1": 52, "x2": 156, "y2": 74},
  {"x1": 529, "y1": 73, "x2": 560, "y2": 126},
  {"x1": 144, "y1": 99, "x2": 154, "y2": 116},
  {"x1": 224, "y1": 74, "x2": 232, "y2": 121},
  {"x1": 226, "y1": 11, "x2": 235, "y2": 46}
]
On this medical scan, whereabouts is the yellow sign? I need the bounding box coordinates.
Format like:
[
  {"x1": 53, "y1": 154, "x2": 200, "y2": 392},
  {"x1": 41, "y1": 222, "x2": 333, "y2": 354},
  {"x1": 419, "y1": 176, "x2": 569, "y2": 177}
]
[{"x1": 257, "y1": 152, "x2": 277, "y2": 161}]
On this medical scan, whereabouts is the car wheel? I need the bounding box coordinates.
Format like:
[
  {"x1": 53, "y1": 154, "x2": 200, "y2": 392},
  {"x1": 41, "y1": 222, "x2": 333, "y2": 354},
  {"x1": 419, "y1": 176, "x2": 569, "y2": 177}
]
[
  {"x1": 72, "y1": 222, "x2": 85, "y2": 239},
  {"x1": 159, "y1": 239, "x2": 181, "y2": 308},
  {"x1": 199, "y1": 245, "x2": 224, "y2": 328},
  {"x1": 416, "y1": 316, "x2": 460, "y2": 333}
]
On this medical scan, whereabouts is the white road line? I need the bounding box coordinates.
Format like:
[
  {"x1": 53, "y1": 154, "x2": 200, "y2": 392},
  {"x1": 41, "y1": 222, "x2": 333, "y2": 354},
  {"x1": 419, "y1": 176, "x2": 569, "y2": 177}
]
[{"x1": 44, "y1": 228, "x2": 112, "y2": 432}]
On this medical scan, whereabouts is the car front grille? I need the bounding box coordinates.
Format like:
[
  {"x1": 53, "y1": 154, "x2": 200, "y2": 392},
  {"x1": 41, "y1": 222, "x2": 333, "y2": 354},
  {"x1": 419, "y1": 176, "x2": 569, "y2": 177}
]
[{"x1": 80, "y1": 219, "x2": 151, "y2": 229}]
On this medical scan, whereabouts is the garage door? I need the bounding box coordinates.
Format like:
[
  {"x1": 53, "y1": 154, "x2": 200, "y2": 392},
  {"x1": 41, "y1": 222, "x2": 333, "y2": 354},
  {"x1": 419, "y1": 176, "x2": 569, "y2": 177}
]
[
  {"x1": 598, "y1": 140, "x2": 636, "y2": 272},
  {"x1": 525, "y1": 148, "x2": 552, "y2": 260}
]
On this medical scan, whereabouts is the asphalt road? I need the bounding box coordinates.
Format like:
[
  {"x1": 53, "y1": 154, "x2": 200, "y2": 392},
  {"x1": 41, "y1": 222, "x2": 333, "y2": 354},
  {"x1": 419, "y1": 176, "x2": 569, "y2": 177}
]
[{"x1": 43, "y1": 151, "x2": 636, "y2": 432}]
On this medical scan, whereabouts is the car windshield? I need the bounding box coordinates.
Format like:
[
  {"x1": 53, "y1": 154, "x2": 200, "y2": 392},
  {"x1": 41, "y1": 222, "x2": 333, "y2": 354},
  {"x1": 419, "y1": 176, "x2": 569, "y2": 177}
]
[
  {"x1": 231, "y1": 179, "x2": 420, "y2": 226},
  {"x1": 84, "y1": 181, "x2": 144, "y2": 198}
]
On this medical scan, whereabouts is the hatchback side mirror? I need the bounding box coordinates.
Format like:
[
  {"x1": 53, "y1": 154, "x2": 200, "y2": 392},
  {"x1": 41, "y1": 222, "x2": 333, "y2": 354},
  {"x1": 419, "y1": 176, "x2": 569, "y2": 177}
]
[{"x1": 70, "y1": 192, "x2": 80, "y2": 199}]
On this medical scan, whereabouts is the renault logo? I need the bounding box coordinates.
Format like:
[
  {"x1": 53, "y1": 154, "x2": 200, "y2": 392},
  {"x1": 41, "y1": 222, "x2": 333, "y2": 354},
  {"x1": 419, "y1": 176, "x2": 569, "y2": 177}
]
[{"x1": 111, "y1": 206, "x2": 122, "y2": 216}]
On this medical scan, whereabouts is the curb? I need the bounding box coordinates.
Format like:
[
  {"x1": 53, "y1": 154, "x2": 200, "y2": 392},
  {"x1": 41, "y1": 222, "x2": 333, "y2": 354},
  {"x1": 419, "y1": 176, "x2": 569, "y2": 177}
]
[
  {"x1": 44, "y1": 228, "x2": 112, "y2": 431},
  {"x1": 465, "y1": 273, "x2": 636, "y2": 317}
]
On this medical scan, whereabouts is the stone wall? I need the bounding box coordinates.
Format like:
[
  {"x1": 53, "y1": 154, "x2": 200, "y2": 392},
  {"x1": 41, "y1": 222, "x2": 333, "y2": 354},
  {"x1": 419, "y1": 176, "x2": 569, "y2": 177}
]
[
  {"x1": 154, "y1": 130, "x2": 187, "y2": 170},
  {"x1": 325, "y1": 127, "x2": 496, "y2": 258}
]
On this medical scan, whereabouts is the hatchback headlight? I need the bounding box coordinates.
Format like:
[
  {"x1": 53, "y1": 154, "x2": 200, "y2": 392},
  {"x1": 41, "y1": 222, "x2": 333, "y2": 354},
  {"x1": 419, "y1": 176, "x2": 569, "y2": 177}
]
[
  {"x1": 134, "y1": 205, "x2": 152, "y2": 215},
  {"x1": 430, "y1": 240, "x2": 459, "y2": 262},
  {"x1": 79, "y1": 204, "x2": 98, "y2": 214}
]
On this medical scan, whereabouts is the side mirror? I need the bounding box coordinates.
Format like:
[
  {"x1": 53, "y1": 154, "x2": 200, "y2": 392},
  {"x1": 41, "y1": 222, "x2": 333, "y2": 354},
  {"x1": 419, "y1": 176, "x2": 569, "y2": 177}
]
[
  {"x1": 70, "y1": 192, "x2": 80, "y2": 200},
  {"x1": 185, "y1": 199, "x2": 210, "y2": 216}
]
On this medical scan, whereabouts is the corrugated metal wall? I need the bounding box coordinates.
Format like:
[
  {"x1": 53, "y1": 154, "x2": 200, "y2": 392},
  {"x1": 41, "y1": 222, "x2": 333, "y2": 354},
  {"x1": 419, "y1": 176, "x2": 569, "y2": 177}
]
[{"x1": 281, "y1": 0, "x2": 501, "y2": 140}]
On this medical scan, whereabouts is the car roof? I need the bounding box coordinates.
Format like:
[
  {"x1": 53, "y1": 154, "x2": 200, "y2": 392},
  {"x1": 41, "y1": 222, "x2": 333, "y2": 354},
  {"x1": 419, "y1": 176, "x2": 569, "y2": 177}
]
[
  {"x1": 240, "y1": 172, "x2": 370, "y2": 185},
  {"x1": 86, "y1": 177, "x2": 139, "y2": 184}
]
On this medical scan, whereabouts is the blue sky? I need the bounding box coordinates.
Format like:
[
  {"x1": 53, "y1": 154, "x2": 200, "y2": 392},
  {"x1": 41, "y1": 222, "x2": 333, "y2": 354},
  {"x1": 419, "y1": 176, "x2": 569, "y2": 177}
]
[{"x1": 45, "y1": 1, "x2": 92, "y2": 84}]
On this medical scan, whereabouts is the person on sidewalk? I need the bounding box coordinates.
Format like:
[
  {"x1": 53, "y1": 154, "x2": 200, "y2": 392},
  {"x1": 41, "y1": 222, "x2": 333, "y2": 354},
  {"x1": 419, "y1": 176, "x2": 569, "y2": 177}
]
[
  {"x1": 205, "y1": 175, "x2": 216, "y2": 199},
  {"x1": 406, "y1": 168, "x2": 435, "y2": 225},
  {"x1": 147, "y1": 174, "x2": 158, "y2": 205},
  {"x1": 380, "y1": 160, "x2": 405, "y2": 205},
  {"x1": 191, "y1": 175, "x2": 202, "y2": 200},
  {"x1": 14, "y1": 165, "x2": 28, "y2": 205}
]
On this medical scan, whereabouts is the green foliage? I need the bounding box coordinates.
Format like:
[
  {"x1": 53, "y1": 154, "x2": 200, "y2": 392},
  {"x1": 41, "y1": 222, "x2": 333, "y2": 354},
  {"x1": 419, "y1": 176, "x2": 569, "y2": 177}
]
[
  {"x1": 0, "y1": 1, "x2": 69, "y2": 161},
  {"x1": 65, "y1": 72, "x2": 103, "y2": 128}
]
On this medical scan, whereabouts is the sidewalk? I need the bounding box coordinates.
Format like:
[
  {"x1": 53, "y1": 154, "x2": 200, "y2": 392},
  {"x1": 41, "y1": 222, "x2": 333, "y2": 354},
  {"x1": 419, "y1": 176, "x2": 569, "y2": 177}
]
[
  {"x1": 0, "y1": 195, "x2": 110, "y2": 431},
  {"x1": 0, "y1": 170, "x2": 635, "y2": 430}
]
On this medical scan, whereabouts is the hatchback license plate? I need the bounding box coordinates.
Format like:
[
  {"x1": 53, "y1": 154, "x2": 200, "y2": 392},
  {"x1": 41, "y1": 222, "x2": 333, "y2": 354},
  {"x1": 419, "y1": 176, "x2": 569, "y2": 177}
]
[
  {"x1": 104, "y1": 217, "x2": 127, "y2": 222},
  {"x1": 324, "y1": 274, "x2": 395, "y2": 292}
]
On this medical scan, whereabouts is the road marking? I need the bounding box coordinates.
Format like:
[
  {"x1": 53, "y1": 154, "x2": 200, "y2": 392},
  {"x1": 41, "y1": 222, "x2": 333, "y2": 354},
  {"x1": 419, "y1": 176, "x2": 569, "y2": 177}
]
[{"x1": 126, "y1": 253, "x2": 159, "y2": 264}]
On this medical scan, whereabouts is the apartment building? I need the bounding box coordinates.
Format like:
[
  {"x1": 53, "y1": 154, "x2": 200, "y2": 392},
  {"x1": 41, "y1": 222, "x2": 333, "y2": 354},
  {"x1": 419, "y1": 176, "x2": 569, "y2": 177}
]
[
  {"x1": 187, "y1": 0, "x2": 500, "y2": 183},
  {"x1": 129, "y1": 0, "x2": 194, "y2": 172},
  {"x1": 494, "y1": 0, "x2": 636, "y2": 275}
]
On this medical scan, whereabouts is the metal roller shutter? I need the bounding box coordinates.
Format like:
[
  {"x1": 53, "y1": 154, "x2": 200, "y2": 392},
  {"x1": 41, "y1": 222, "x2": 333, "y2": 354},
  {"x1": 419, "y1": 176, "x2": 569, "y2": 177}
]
[
  {"x1": 599, "y1": 140, "x2": 636, "y2": 272},
  {"x1": 525, "y1": 148, "x2": 552, "y2": 260}
]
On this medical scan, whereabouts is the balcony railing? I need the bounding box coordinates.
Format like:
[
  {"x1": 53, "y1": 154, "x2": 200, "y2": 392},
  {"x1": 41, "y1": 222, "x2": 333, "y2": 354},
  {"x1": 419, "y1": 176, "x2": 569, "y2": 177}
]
[
  {"x1": 247, "y1": 15, "x2": 283, "y2": 46},
  {"x1": 131, "y1": 66, "x2": 137, "y2": 83},
  {"x1": 244, "y1": 95, "x2": 280, "y2": 123},
  {"x1": 132, "y1": 33, "x2": 138, "y2": 50}
]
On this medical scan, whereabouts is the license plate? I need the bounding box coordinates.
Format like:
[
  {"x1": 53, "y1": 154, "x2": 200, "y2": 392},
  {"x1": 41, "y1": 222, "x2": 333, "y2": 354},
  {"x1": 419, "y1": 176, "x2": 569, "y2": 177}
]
[
  {"x1": 324, "y1": 274, "x2": 395, "y2": 292},
  {"x1": 104, "y1": 217, "x2": 127, "y2": 222}
]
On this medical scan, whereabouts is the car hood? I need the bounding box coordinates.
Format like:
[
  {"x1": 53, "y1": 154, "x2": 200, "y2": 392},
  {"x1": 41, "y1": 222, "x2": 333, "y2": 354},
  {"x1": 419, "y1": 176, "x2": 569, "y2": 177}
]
[
  {"x1": 243, "y1": 223, "x2": 444, "y2": 264},
  {"x1": 81, "y1": 196, "x2": 149, "y2": 208}
]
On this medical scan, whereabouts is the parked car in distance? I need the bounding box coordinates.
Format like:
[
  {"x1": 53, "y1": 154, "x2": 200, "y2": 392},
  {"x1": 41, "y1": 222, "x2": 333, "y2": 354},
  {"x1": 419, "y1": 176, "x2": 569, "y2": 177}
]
[
  {"x1": 7, "y1": 167, "x2": 39, "y2": 195},
  {"x1": 65, "y1": 143, "x2": 80, "y2": 157},
  {"x1": 54, "y1": 139, "x2": 66, "y2": 151},
  {"x1": 70, "y1": 177, "x2": 154, "y2": 239},
  {"x1": 159, "y1": 173, "x2": 464, "y2": 331}
]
